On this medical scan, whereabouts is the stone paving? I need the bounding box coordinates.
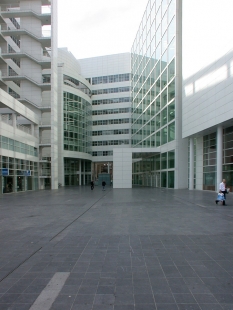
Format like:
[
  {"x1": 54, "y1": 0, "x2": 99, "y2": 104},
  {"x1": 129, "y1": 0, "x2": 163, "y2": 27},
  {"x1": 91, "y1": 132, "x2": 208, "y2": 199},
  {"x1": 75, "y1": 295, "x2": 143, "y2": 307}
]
[{"x1": 0, "y1": 186, "x2": 233, "y2": 310}]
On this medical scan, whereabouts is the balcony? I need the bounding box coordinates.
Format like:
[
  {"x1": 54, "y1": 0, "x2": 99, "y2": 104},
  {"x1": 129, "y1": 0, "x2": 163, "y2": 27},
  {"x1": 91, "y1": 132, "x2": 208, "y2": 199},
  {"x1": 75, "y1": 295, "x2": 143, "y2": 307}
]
[
  {"x1": 0, "y1": 48, "x2": 51, "y2": 69},
  {"x1": 0, "y1": 5, "x2": 51, "y2": 25},
  {"x1": 0, "y1": 70, "x2": 51, "y2": 91},
  {"x1": 0, "y1": 23, "x2": 51, "y2": 46}
]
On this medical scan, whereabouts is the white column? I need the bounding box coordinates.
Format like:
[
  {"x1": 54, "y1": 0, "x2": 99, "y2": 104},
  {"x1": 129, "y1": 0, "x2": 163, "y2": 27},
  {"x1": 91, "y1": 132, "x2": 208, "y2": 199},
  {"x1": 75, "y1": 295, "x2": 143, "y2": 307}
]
[
  {"x1": 79, "y1": 160, "x2": 82, "y2": 186},
  {"x1": 216, "y1": 125, "x2": 223, "y2": 191},
  {"x1": 12, "y1": 113, "x2": 17, "y2": 128},
  {"x1": 31, "y1": 123, "x2": 35, "y2": 136},
  {"x1": 83, "y1": 161, "x2": 86, "y2": 185},
  {"x1": 189, "y1": 137, "x2": 194, "y2": 190},
  {"x1": 108, "y1": 162, "x2": 110, "y2": 174},
  {"x1": 113, "y1": 148, "x2": 132, "y2": 188}
]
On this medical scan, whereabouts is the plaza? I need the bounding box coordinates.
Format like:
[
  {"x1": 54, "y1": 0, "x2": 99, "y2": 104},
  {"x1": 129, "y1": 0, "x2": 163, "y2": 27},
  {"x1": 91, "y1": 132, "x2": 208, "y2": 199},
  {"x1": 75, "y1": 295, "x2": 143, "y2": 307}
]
[{"x1": 0, "y1": 187, "x2": 233, "y2": 309}]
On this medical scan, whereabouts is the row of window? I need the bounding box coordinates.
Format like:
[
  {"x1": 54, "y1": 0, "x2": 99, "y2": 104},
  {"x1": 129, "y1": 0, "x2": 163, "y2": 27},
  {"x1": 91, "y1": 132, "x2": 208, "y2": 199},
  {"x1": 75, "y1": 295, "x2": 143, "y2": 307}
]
[
  {"x1": 92, "y1": 140, "x2": 130, "y2": 146},
  {"x1": 92, "y1": 151, "x2": 113, "y2": 156},
  {"x1": 91, "y1": 74, "x2": 130, "y2": 85},
  {"x1": 93, "y1": 119, "x2": 130, "y2": 126},
  {"x1": 92, "y1": 87, "x2": 130, "y2": 95},
  {"x1": 92, "y1": 108, "x2": 130, "y2": 115},
  {"x1": 92, "y1": 129, "x2": 129, "y2": 136},
  {"x1": 132, "y1": 121, "x2": 175, "y2": 147},
  {"x1": 92, "y1": 97, "x2": 131, "y2": 105},
  {"x1": 1, "y1": 156, "x2": 38, "y2": 171},
  {"x1": 0, "y1": 136, "x2": 38, "y2": 157},
  {"x1": 64, "y1": 74, "x2": 91, "y2": 97}
]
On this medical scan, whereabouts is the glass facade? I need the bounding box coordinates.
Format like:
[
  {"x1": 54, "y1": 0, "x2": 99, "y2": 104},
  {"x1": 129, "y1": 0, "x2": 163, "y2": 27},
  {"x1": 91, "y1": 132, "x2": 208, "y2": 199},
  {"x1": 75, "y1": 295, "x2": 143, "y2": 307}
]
[
  {"x1": 131, "y1": 0, "x2": 176, "y2": 188},
  {"x1": 202, "y1": 126, "x2": 233, "y2": 191},
  {"x1": 132, "y1": 150, "x2": 175, "y2": 188},
  {"x1": 223, "y1": 126, "x2": 233, "y2": 192},
  {"x1": 63, "y1": 92, "x2": 92, "y2": 153},
  {"x1": 131, "y1": 0, "x2": 175, "y2": 148},
  {"x1": 64, "y1": 158, "x2": 91, "y2": 186},
  {"x1": 0, "y1": 155, "x2": 38, "y2": 194},
  {"x1": 0, "y1": 135, "x2": 38, "y2": 157}
]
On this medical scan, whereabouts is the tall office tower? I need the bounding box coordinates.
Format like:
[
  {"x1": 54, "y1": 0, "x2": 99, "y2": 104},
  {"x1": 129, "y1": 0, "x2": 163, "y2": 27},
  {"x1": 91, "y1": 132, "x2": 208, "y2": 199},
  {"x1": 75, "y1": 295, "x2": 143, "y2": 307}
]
[
  {"x1": 129, "y1": 0, "x2": 187, "y2": 189},
  {"x1": 0, "y1": 0, "x2": 58, "y2": 193},
  {"x1": 78, "y1": 53, "x2": 132, "y2": 183}
]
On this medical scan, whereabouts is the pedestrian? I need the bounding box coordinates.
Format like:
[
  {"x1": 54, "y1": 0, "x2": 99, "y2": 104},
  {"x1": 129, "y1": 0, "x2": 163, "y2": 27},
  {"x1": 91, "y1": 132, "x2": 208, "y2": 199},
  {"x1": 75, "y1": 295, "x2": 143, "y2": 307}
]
[
  {"x1": 102, "y1": 180, "x2": 106, "y2": 191},
  {"x1": 215, "y1": 190, "x2": 225, "y2": 205},
  {"x1": 91, "y1": 180, "x2": 94, "y2": 190},
  {"x1": 219, "y1": 179, "x2": 227, "y2": 201}
]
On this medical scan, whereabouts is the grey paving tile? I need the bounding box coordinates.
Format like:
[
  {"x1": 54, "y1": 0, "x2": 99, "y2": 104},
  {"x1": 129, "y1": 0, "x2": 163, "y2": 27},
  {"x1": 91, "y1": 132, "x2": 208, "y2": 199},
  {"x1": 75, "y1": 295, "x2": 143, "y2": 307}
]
[
  {"x1": 1, "y1": 188, "x2": 233, "y2": 309},
  {"x1": 94, "y1": 294, "x2": 115, "y2": 305}
]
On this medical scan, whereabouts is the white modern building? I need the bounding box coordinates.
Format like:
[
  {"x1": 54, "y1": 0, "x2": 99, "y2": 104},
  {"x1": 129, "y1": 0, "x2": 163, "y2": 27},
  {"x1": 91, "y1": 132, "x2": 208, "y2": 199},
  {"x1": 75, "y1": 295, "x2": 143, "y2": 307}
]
[
  {"x1": 113, "y1": 0, "x2": 233, "y2": 192},
  {"x1": 1, "y1": 0, "x2": 233, "y2": 194},
  {"x1": 78, "y1": 53, "x2": 131, "y2": 184},
  {"x1": 182, "y1": 0, "x2": 233, "y2": 192},
  {"x1": 0, "y1": 0, "x2": 58, "y2": 193}
]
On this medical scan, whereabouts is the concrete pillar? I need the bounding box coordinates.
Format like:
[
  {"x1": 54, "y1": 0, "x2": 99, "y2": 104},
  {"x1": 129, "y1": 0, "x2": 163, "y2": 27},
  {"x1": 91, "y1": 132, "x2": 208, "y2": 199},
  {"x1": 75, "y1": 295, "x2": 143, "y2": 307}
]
[
  {"x1": 216, "y1": 125, "x2": 223, "y2": 190},
  {"x1": 12, "y1": 113, "x2": 17, "y2": 128},
  {"x1": 108, "y1": 162, "x2": 110, "y2": 174},
  {"x1": 79, "y1": 160, "x2": 82, "y2": 186},
  {"x1": 31, "y1": 123, "x2": 35, "y2": 136},
  {"x1": 83, "y1": 161, "x2": 86, "y2": 185},
  {"x1": 189, "y1": 137, "x2": 194, "y2": 190}
]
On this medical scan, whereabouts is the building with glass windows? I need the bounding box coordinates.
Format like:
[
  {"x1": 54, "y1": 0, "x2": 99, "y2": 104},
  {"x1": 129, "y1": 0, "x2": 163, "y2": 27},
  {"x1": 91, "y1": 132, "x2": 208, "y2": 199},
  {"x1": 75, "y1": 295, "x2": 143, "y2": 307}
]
[
  {"x1": 182, "y1": 0, "x2": 233, "y2": 192},
  {"x1": 113, "y1": 0, "x2": 188, "y2": 189},
  {"x1": 1, "y1": 0, "x2": 233, "y2": 194},
  {"x1": 0, "y1": 0, "x2": 58, "y2": 193},
  {"x1": 113, "y1": 0, "x2": 233, "y2": 191},
  {"x1": 78, "y1": 54, "x2": 132, "y2": 184}
]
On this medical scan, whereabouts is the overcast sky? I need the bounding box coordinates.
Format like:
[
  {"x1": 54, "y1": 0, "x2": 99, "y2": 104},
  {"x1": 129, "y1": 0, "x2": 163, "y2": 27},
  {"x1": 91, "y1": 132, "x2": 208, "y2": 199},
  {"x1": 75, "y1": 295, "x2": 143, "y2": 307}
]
[{"x1": 57, "y1": 0, "x2": 148, "y2": 60}]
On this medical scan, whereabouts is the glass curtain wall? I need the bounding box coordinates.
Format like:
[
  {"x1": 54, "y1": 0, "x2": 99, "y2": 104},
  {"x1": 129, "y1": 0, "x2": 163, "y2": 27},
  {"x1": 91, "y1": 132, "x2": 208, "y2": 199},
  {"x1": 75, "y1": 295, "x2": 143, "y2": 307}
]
[
  {"x1": 203, "y1": 133, "x2": 216, "y2": 190},
  {"x1": 63, "y1": 92, "x2": 92, "y2": 154},
  {"x1": 131, "y1": 0, "x2": 176, "y2": 187},
  {"x1": 223, "y1": 126, "x2": 233, "y2": 192}
]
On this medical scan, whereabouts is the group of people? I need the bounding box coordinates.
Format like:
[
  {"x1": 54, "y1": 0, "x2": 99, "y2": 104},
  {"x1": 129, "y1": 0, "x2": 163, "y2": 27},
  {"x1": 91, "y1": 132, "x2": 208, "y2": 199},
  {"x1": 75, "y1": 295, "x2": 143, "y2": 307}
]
[
  {"x1": 216, "y1": 179, "x2": 229, "y2": 205},
  {"x1": 90, "y1": 180, "x2": 106, "y2": 191}
]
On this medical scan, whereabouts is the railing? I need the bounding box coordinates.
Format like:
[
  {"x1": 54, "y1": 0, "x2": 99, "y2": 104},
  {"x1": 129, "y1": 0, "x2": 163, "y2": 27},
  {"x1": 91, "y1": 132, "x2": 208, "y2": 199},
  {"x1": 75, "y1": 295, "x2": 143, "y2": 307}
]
[
  {"x1": 0, "y1": 70, "x2": 51, "y2": 87},
  {"x1": 0, "y1": 48, "x2": 51, "y2": 62},
  {"x1": 0, "y1": 23, "x2": 51, "y2": 38},
  {"x1": 1, "y1": 114, "x2": 13, "y2": 125},
  {"x1": 0, "y1": 4, "x2": 51, "y2": 14},
  {"x1": 17, "y1": 124, "x2": 31, "y2": 135},
  {"x1": 40, "y1": 157, "x2": 51, "y2": 161}
]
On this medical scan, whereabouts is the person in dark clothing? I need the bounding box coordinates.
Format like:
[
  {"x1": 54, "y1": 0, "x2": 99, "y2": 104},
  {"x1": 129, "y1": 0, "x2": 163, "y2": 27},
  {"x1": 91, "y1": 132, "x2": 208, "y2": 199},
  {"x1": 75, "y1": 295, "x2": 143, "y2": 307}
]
[
  {"x1": 91, "y1": 181, "x2": 94, "y2": 190},
  {"x1": 102, "y1": 180, "x2": 106, "y2": 191}
]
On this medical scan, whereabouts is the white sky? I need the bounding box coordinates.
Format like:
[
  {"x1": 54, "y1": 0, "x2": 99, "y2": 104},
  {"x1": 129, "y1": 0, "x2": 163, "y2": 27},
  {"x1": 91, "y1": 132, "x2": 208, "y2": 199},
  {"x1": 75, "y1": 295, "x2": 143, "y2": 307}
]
[{"x1": 57, "y1": 0, "x2": 149, "y2": 60}]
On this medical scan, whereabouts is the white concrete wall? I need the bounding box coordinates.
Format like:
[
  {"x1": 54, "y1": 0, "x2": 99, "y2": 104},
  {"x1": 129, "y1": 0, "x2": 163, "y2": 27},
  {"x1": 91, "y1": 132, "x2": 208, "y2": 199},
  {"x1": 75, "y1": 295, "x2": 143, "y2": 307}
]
[
  {"x1": 113, "y1": 148, "x2": 132, "y2": 188},
  {"x1": 182, "y1": 0, "x2": 233, "y2": 138}
]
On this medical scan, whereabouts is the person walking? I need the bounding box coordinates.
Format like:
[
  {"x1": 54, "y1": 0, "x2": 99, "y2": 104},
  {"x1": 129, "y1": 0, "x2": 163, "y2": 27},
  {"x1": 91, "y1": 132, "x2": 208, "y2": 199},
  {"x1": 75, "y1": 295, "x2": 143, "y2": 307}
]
[
  {"x1": 91, "y1": 180, "x2": 94, "y2": 190},
  {"x1": 102, "y1": 180, "x2": 106, "y2": 191}
]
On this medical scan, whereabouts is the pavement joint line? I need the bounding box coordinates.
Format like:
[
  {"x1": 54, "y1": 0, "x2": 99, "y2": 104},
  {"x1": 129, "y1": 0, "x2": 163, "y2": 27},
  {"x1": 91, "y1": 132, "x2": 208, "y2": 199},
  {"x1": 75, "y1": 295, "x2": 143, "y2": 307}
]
[
  {"x1": 0, "y1": 246, "x2": 42, "y2": 283},
  {"x1": 0, "y1": 191, "x2": 110, "y2": 283},
  {"x1": 29, "y1": 272, "x2": 70, "y2": 310},
  {"x1": 49, "y1": 190, "x2": 111, "y2": 242}
]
